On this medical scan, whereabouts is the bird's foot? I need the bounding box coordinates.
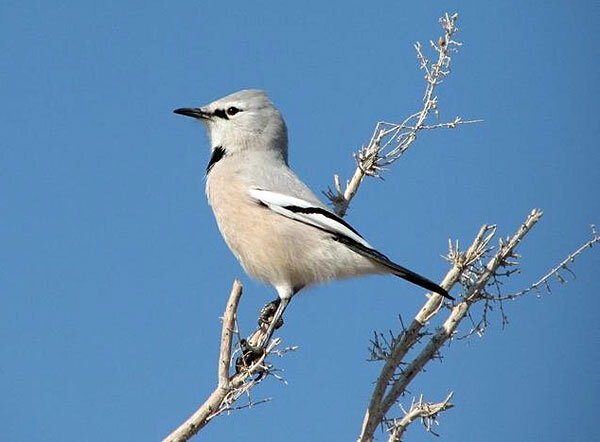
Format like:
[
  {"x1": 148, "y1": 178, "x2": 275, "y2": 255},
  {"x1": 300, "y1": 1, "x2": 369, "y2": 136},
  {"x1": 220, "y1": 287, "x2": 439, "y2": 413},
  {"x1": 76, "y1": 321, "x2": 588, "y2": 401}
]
[
  {"x1": 235, "y1": 339, "x2": 266, "y2": 375},
  {"x1": 236, "y1": 298, "x2": 291, "y2": 374},
  {"x1": 258, "y1": 299, "x2": 284, "y2": 330},
  {"x1": 235, "y1": 300, "x2": 281, "y2": 374}
]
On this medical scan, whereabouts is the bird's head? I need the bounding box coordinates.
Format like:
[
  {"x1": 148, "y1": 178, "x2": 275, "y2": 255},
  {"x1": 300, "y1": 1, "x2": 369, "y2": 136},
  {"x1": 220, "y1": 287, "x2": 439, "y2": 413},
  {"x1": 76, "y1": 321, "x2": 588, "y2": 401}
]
[{"x1": 174, "y1": 89, "x2": 288, "y2": 162}]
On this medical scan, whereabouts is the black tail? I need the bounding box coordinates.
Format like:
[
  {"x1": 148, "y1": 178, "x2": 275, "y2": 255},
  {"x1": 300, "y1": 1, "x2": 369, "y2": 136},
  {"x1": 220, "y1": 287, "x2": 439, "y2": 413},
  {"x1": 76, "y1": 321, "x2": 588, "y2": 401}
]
[
  {"x1": 334, "y1": 235, "x2": 454, "y2": 300},
  {"x1": 387, "y1": 262, "x2": 453, "y2": 300}
]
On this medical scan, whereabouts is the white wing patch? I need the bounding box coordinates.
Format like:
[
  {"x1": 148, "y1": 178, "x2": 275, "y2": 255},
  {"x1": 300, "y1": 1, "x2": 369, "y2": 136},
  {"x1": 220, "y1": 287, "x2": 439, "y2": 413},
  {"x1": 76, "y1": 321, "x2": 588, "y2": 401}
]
[{"x1": 248, "y1": 187, "x2": 373, "y2": 249}]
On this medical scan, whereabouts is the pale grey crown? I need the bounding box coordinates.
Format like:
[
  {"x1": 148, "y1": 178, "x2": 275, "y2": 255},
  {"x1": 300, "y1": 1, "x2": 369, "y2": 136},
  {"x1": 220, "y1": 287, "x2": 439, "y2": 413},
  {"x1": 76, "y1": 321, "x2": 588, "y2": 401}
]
[{"x1": 201, "y1": 89, "x2": 289, "y2": 162}]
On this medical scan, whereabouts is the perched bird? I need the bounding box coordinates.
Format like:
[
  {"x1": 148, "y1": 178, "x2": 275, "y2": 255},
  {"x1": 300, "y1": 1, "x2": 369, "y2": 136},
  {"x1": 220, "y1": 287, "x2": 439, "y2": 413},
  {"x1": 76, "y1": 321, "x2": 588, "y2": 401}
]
[{"x1": 174, "y1": 90, "x2": 451, "y2": 348}]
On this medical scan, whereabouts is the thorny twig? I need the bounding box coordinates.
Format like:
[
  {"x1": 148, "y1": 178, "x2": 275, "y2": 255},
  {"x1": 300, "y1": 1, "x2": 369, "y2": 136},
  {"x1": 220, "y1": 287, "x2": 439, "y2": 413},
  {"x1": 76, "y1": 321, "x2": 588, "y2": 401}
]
[
  {"x1": 360, "y1": 211, "x2": 599, "y2": 440},
  {"x1": 207, "y1": 337, "x2": 284, "y2": 421},
  {"x1": 497, "y1": 224, "x2": 599, "y2": 300},
  {"x1": 387, "y1": 392, "x2": 454, "y2": 441},
  {"x1": 358, "y1": 210, "x2": 545, "y2": 442},
  {"x1": 456, "y1": 224, "x2": 599, "y2": 339},
  {"x1": 163, "y1": 282, "x2": 297, "y2": 442},
  {"x1": 325, "y1": 12, "x2": 480, "y2": 217}
]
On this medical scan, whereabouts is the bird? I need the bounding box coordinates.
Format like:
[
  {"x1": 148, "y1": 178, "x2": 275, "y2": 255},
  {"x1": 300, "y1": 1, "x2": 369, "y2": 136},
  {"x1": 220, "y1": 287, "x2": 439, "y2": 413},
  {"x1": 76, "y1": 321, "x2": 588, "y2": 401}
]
[{"x1": 174, "y1": 89, "x2": 452, "y2": 350}]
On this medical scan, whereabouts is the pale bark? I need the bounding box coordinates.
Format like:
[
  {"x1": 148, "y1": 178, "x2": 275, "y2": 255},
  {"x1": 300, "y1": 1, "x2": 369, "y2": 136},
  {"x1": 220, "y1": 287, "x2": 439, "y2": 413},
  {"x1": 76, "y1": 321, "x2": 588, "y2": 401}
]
[
  {"x1": 387, "y1": 393, "x2": 454, "y2": 442},
  {"x1": 359, "y1": 212, "x2": 543, "y2": 441},
  {"x1": 162, "y1": 280, "x2": 243, "y2": 442}
]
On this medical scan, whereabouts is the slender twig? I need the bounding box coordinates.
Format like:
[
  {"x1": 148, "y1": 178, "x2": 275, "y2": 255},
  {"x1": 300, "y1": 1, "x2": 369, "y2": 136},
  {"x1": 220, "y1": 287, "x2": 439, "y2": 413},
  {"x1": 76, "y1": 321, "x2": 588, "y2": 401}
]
[
  {"x1": 163, "y1": 279, "x2": 299, "y2": 442},
  {"x1": 387, "y1": 392, "x2": 454, "y2": 441},
  {"x1": 163, "y1": 280, "x2": 243, "y2": 442},
  {"x1": 324, "y1": 12, "x2": 477, "y2": 217},
  {"x1": 498, "y1": 224, "x2": 599, "y2": 300}
]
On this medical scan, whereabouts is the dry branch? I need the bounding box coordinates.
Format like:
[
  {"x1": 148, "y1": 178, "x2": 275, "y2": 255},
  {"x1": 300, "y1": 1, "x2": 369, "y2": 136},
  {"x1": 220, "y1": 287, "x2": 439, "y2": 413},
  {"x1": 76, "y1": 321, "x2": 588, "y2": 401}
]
[
  {"x1": 500, "y1": 224, "x2": 599, "y2": 300},
  {"x1": 358, "y1": 224, "x2": 495, "y2": 440},
  {"x1": 163, "y1": 281, "x2": 290, "y2": 442},
  {"x1": 358, "y1": 214, "x2": 599, "y2": 441},
  {"x1": 358, "y1": 211, "x2": 544, "y2": 441},
  {"x1": 379, "y1": 211, "x2": 542, "y2": 415},
  {"x1": 163, "y1": 281, "x2": 242, "y2": 442},
  {"x1": 387, "y1": 392, "x2": 454, "y2": 441},
  {"x1": 324, "y1": 12, "x2": 480, "y2": 217}
]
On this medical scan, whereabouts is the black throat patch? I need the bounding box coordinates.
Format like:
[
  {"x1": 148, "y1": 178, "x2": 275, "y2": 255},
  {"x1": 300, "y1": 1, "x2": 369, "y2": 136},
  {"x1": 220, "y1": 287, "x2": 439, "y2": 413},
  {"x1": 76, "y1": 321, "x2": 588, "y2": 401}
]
[{"x1": 206, "y1": 146, "x2": 226, "y2": 175}]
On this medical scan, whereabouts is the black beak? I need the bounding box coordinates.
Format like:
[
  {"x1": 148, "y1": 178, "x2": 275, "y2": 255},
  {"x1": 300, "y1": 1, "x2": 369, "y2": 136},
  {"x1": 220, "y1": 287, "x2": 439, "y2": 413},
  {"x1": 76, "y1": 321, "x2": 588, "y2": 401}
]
[{"x1": 173, "y1": 107, "x2": 211, "y2": 120}]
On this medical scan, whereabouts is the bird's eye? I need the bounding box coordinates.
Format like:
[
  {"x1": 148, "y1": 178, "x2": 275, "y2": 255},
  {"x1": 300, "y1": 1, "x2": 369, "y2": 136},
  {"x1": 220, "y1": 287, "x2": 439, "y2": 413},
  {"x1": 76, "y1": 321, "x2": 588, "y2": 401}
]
[{"x1": 226, "y1": 106, "x2": 241, "y2": 116}]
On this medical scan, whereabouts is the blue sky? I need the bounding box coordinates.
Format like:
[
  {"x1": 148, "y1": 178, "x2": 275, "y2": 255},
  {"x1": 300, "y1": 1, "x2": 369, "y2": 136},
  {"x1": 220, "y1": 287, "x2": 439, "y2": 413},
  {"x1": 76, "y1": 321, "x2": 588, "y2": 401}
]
[{"x1": 1, "y1": 1, "x2": 599, "y2": 441}]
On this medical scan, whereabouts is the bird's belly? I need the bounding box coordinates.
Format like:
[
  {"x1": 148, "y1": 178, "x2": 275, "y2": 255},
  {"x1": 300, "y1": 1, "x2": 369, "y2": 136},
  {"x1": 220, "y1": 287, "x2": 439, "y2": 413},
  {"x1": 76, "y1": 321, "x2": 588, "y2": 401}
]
[
  {"x1": 212, "y1": 199, "x2": 318, "y2": 287},
  {"x1": 206, "y1": 173, "x2": 381, "y2": 290}
]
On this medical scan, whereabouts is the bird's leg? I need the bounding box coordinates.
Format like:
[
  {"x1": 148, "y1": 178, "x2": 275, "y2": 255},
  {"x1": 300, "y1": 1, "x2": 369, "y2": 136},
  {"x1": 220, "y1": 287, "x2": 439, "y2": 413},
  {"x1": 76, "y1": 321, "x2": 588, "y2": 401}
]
[
  {"x1": 235, "y1": 298, "x2": 291, "y2": 374},
  {"x1": 258, "y1": 298, "x2": 284, "y2": 329},
  {"x1": 258, "y1": 297, "x2": 290, "y2": 349},
  {"x1": 234, "y1": 338, "x2": 265, "y2": 375}
]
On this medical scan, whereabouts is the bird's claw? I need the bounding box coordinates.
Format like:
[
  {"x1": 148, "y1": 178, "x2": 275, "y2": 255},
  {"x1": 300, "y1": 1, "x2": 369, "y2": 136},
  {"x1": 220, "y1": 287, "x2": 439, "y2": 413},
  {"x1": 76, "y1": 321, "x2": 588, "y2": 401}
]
[
  {"x1": 235, "y1": 339, "x2": 266, "y2": 375},
  {"x1": 258, "y1": 299, "x2": 284, "y2": 329}
]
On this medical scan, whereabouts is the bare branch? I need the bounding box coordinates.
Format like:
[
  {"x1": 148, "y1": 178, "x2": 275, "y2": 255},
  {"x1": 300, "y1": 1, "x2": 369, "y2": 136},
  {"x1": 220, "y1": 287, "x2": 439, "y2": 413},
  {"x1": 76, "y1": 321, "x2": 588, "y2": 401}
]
[
  {"x1": 420, "y1": 117, "x2": 483, "y2": 130},
  {"x1": 387, "y1": 392, "x2": 454, "y2": 441},
  {"x1": 163, "y1": 282, "x2": 296, "y2": 442},
  {"x1": 218, "y1": 281, "x2": 242, "y2": 386},
  {"x1": 163, "y1": 280, "x2": 243, "y2": 442},
  {"x1": 380, "y1": 211, "x2": 543, "y2": 412},
  {"x1": 359, "y1": 223, "x2": 495, "y2": 440},
  {"x1": 325, "y1": 12, "x2": 479, "y2": 217},
  {"x1": 358, "y1": 210, "x2": 544, "y2": 441},
  {"x1": 499, "y1": 224, "x2": 600, "y2": 300}
]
